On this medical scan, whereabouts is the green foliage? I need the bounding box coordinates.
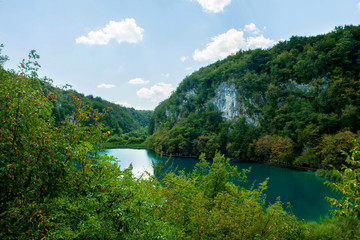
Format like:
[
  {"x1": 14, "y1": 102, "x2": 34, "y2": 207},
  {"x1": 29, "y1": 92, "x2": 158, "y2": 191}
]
[
  {"x1": 145, "y1": 108, "x2": 226, "y2": 158},
  {"x1": 0, "y1": 52, "x2": 68, "y2": 238},
  {"x1": 306, "y1": 216, "x2": 360, "y2": 240},
  {"x1": 0, "y1": 52, "x2": 177, "y2": 239},
  {"x1": 227, "y1": 117, "x2": 259, "y2": 160},
  {"x1": 270, "y1": 136, "x2": 295, "y2": 165},
  {"x1": 147, "y1": 25, "x2": 360, "y2": 169},
  {"x1": 326, "y1": 143, "x2": 360, "y2": 218},
  {"x1": 253, "y1": 135, "x2": 295, "y2": 165},
  {"x1": 254, "y1": 135, "x2": 273, "y2": 161},
  {"x1": 314, "y1": 169, "x2": 341, "y2": 182},
  {"x1": 52, "y1": 89, "x2": 152, "y2": 134},
  {"x1": 0, "y1": 57, "x2": 311, "y2": 238},
  {"x1": 3, "y1": 26, "x2": 360, "y2": 238},
  {"x1": 105, "y1": 127, "x2": 148, "y2": 148},
  {"x1": 107, "y1": 133, "x2": 123, "y2": 143},
  {"x1": 159, "y1": 152, "x2": 309, "y2": 239},
  {"x1": 316, "y1": 131, "x2": 358, "y2": 168},
  {"x1": 0, "y1": 44, "x2": 9, "y2": 68},
  {"x1": 293, "y1": 147, "x2": 319, "y2": 167}
]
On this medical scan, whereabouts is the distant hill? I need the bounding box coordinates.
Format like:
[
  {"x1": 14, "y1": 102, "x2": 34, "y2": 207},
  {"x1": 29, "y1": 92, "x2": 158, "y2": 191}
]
[
  {"x1": 145, "y1": 25, "x2": 360, "y2": 169},
  {"x1": 0, "y1": 45, "x2": 151, "y2": 138},
  {"x1": 50, "y1": 88, "x2": 152, "y2": 134}
]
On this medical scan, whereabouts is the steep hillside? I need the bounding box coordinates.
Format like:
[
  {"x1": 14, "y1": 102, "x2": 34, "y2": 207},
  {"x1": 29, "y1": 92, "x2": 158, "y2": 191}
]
[{"x1": 145, "y1": 25, "x2": 360, "y2": 169}]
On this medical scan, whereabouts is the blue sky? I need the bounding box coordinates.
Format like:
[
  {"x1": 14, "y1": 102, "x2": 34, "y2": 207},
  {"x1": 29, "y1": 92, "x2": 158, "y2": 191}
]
[{"x1": 1, "y1": 0, "x2": 359, "y2": 110}]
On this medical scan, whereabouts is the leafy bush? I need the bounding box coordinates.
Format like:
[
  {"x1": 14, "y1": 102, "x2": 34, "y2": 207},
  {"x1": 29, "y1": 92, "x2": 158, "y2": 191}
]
[
  {"x1": 0, "y1": 51, "x2": 177, "y2": 239},
  {"x1": 306, "y1": 216, "x2": 360, "y2": 240},
  {"x1": 316, "y1": 131, "x2": 358, "y2": 168},
  {"x1": 107, "y1": 134, "x2": 123, "y2": 142},
  {"x1": 326, "y1": 143, "x2": 360, "y2": 218},
  {"x1": 314, "y1": 169, "x2": 341, "y2": 182},
  {"x1": 159, "y1": 152, "x2": 309, "y2": 239}
]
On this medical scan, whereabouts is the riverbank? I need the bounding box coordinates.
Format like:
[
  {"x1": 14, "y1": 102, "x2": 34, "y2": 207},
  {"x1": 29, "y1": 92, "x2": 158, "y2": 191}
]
[
  {"x1": 154, "y1": 150, "x2": 318, "y2": 172},
  {"x1": 314, "y1": 168, "x2": 341, "y2": 182},
  {"x1": 110, "y1": 146, "x2": 326, "y2": 177},
  {"x1": 103, "y1": 142, "x2": 145, "y2": 149}
]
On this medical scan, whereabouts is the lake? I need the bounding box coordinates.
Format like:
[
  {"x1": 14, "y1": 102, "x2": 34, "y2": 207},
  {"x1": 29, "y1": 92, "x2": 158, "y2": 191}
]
[{"x1": 105, "y1": 148, "x2": 337, "y2": 222}]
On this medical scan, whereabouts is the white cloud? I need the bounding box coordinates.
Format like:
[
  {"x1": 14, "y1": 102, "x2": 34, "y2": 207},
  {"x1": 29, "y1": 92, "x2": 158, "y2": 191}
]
[
  {"x1": 128, "y1": 78, "x2": 149, "y2": 85},
  {"x1": 193, "y1": 24, "x2": 276, "y2": 62},
  {"x1": 193, "y1": 29, "x2": 246, "y2": 61},
  {"x1": 97, "y1": 83, "x2": 116, "y2": 88},
  {"x1": 136, "y1": 82, "x2": 174, "y2": 102},
  {"x1": 115, "y1": 101, "x2": 151, "y2": 110},
  {"x1": 161, "y1": 73, "x2": 170, "y2": 78},
  {"x1": 115, "y1": 101, "x2": 132, "y2": 108},
  {"x1": 180, "y1": 56, "x2": 188, "y2": 62},
  {"x1": 76, "y1": 18, "x2": 144, "y2": 45},
  {"x1": 193, "y1": 0, "x2": 231, "y2": 13},
  {"x1": 247, "y1": 35, "x2": 276, "y2": 49},
  {"x1": 358, "y1": 2, "x2": 360, "y2": 10},
  {"x1": 244, "y1": 22, "x2": 260, "y2": 35},
  {"x1": 132, "y1": 106, "x2": 150, "y2": 111}
]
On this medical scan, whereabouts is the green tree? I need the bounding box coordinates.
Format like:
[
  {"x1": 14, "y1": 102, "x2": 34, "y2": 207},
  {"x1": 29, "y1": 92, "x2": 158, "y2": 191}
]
[
  {"x1": 255, "y1": 135, "x2": 273, "y2": 161},
  {"x1": 326, "y1": 143, "x2": 360, "y2": 218},
  {"x1": 159, "y1": 152, "x2": 308, "y2": 239},
  {"x1": 0, "y1": 51, "x2": 67, "y2": 238},
  {"x1": 316, "y1": 130, "x2": 358, "y2": 168},
  {"x1": 270, "y1": 136, "x2": 294, "y2": 165},
  {"x1": 0, "y1": 51, "x2": 177, "y2": 239}
]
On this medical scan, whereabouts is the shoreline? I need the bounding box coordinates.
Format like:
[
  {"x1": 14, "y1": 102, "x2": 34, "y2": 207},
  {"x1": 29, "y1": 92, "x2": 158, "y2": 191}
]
[
  {"x1": 105, "y1": 145, "x2": 320, "y2": 174},
  {"x1": 142, "y1": 149, "x2": 318, "y2": 172},
  {"x1": 103, "y1": 143, "x2": 145, "y2": 149}
]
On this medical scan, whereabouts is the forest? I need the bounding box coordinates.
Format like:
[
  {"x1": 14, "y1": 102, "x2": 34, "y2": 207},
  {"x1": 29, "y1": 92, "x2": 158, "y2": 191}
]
[
  {"x1": 1, "y1": 26, "x2": 360, "y2": 239},
  {"x1": 46, "y1": 80, "x2": 152, "y2": 136},
  {"x1": 50, "y1": 87, "x2": 151, "y2": 148},
  {"x1": 146, "y1": 25, "x2": 360, "y2": 171}
]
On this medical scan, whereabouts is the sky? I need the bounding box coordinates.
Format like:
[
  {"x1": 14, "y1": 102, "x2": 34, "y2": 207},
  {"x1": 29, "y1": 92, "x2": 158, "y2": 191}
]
[{"x1": 0, "y1": 0, "x2": 359, "y2": 110}]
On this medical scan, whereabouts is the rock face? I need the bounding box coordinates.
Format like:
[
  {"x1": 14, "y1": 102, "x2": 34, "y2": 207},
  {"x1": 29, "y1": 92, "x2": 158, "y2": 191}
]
[
  {"x1": 210, "y1": 82, "x2": 240, "y2": 120},
  {"x1": 210, "y1": 82, "x2": 259, "y2": 125}
]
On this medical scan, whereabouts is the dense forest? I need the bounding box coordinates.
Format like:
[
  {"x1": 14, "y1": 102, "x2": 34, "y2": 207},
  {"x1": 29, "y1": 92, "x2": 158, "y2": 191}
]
[
  {"x1": 49, "y1": 86, "x2": 152, "y2": 147},
  {"x1": 1, "y1": 38, "x2": 360, "y2": 238},
  {"x1": 0, "y1": 27, "x2": 360, "y2": 239},
  {"x1": 49, "y1": 83, "x2": 152, "y2": 135},
  {"x1": 12, "y1": 57, "x2": 153, "y2": 147},
  {"x1": 146, "y1": 25, "x2": 360, "y2": 170}
]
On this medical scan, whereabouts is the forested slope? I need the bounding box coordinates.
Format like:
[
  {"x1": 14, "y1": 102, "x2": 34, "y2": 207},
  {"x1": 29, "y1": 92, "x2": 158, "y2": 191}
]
[
  {"x1": 50, "y1": 88, "x2": 152, "y2": 135},
  {"x1": 2, "y1": 33, "x2": 360, "y2": 240},
  {"x1": 146, "y1": 25, "x2": 360, "y2": 169},
  {"x1": 0, "y1": 46, "x2": 310, "y2": 239}
]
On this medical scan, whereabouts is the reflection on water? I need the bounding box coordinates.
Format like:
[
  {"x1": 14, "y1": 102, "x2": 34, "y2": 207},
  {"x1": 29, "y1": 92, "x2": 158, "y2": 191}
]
[
  {"x1": 106, "y1": 148, "x2": 154, "y2": 177},
  {"x1": 105, "y1": 148, "x2": 338, "y2": 221}
]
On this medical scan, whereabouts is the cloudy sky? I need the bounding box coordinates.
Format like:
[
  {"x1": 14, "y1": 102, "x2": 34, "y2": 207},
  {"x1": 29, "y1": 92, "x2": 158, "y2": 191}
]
[{"x1": 1, "y1": 0, "x2": 359, "y2": 110}]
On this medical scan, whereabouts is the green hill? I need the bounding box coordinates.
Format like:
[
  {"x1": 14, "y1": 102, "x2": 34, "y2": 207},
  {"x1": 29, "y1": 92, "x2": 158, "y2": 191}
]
[
  {"x1": 146, "y1": 25, "x2": 360, "y2": 169},
  {"x1": 51, "y1": 88, "x2": 152, "y2": 135},
  {"x1": 0, "y1": 48, "x2": 152, "y2": 136}
]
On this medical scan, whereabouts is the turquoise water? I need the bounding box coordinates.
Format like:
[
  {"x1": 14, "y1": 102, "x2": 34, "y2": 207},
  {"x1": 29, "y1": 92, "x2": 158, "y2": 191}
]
[{"x1": 105, "y1": 148, "x2": 337, "y2": 221}]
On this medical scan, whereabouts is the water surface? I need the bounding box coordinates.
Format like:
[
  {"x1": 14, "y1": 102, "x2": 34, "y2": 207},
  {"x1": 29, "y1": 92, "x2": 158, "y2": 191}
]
[{"x1": 106, "y1": 148, "x2": 337, "y2": 221}]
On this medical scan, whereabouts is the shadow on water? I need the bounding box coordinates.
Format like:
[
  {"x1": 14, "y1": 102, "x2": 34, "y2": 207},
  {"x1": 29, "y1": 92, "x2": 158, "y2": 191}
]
[{"x1": 106, "y1": 148, "x2": 339, "y2": 222}]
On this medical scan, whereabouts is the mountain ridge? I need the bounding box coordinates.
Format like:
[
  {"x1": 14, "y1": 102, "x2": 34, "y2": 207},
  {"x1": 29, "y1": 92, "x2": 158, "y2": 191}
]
[{"x1": 146, "y1": 25, "x2": 360, "y2": 169}]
